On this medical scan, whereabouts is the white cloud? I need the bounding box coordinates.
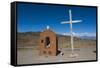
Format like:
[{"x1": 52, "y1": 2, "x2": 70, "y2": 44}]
[{"x1": 62, "y1": 32, "x2": 96, "y2": 37}]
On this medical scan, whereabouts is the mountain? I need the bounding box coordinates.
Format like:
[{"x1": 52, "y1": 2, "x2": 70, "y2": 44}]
[
  {"x1": 17, "y1": 32, "x2": 96, "y2": 48},
  {"x1": 17, "y1": 32, "x2": 80, "y2": 46},
  {"x1": 62, "y1": 32, "x2": 96, "y2": 40},
  {"x1": 80, "y1": 36, "x2": 96, "y2": 40}
]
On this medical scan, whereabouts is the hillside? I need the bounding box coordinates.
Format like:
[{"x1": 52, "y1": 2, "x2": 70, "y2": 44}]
[{"x1": 17, "y1": 32, "x2": 96, "y2": 49}]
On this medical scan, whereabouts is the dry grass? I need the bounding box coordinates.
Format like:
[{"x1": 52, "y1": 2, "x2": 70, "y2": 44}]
[{"x1": 58, "y1": 40, "x2": 96, "y2": 49}]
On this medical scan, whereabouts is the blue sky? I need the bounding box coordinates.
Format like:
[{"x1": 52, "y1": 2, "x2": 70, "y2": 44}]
[{"x1": 17, "y1": 3, "x2": 97, "y2": 36}]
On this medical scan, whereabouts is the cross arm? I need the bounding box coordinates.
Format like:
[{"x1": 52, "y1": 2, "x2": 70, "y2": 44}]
[{"x1": 61, "y1": 20, "x2": 82, "y2": 24}]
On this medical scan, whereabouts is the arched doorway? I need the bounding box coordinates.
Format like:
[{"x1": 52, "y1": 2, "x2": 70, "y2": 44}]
[{"x1": 45, "y1": 37, "x2": 50, "y2": 48}]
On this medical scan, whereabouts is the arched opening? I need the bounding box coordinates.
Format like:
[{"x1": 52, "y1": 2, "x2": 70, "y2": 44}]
[
  {"x1": 45, "y1": 37, "x2": 50, "y2": 48},
  {"x1": 48, "y1": 51, "x2": 52, "y2": 55},
  {"x1": 41, "y1": 40, "x2": 43, "y2": 43}
]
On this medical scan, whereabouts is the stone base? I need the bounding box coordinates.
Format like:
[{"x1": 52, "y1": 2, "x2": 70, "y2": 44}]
[{"x1": 69, "y1": 53, "x2": 79, "y2": 58}]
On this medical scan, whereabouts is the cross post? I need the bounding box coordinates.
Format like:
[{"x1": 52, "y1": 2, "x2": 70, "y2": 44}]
[{"x1": 61, "y1": 9, "x2": 82, "y2": 57}]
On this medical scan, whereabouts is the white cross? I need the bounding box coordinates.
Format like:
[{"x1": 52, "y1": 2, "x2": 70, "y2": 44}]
[{"x1": 61, "y1": 9, "x2": 82, "y2": 55}]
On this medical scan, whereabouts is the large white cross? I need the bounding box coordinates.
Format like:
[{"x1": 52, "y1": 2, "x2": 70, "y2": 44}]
[{"x1": 61, "y1": 9, "x2": 82, "y2": 56}]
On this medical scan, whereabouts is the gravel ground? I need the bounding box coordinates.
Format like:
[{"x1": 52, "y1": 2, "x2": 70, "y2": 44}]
[{"x1": 17, "y1": 47, "x2": 96, "y2": 65}]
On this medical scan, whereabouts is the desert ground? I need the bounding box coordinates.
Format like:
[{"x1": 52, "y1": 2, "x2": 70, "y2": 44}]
[{"x1": 17, "y1": 32, "x2": 97, "y2": 65}]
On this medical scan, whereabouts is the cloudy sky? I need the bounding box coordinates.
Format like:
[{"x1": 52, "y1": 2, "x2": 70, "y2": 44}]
[{"x1": 17, "y1": 3, "x2": 97, "y2": 36}]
